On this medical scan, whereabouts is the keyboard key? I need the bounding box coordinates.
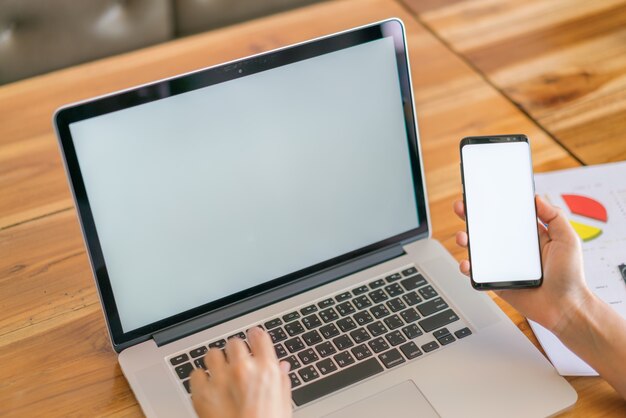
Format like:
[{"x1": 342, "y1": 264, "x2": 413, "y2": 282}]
[
  {"x1": 320, "y1": 323, "x2": 340, "y2": 339},
  {"x1": 302, "y1": 330, "x2": 323, "y2": 346},
  {"x1": 285, "y1": 337, "x2": 305, "y2": 353},
  {"x1": 351, "y1": 343, "x2": 373, "y2": 360},
  {"x1": 418, "y1": 285, "x2": 438, "y2": 300},
  {"x1": 315, "y1": 341, "x2": 337, "y2": 358},
  {"x1": 454, "y1": 327, "x2": 472, "y2": 339},
  {"x1": 300, "y1": 305, "x2": 317, "y2": 316},
  {"x1": 189, "y1": 346, "x2": 208, "y2": 358},
  {"x1": 183, "y1": 379, "x2": 191, "y2": 393},
  {"x1": 383, "y1": 314, "x2": 404, "y2": 330},
  {"x1": 379, "y1": 348, "x2": 405, "y2": 368},
  {"x1": 369, "y1": 279, "x2": 386, "y2": 289},
  {"x1": 298, "y1": 365, "x2": 320, "y2": 382},
  {"x1": 421, "y1": 341, "x2": 439, "y2": 353},
  {"x1": 283, "y1": 311, "x2": 300, "y2": 322},
  {"x1": 268, "y1": 327, "x2": 287, "y2": 343},
  {"x1": 208, "y1": 339, "x2": 227, "y2": 349},
  {"x1": 387, "y1": 298, "x2": 406, "y2": 312},
  {"x1": 353, "y1": 295, "x2": 372, "y2": 310},
  {"x1": 318, "y1": 298, "x2": 335, "y2": 309},
  {"x1": 400, "y1": 307, "x2": 420, "y2": 323},
  {"x1": 289, "y1": 372, "x2": 302, "y2": 388},
  {"x1": 316, "y1": 358, "x2": 338, "y2": 375},
  {"x1": 401, "y1": 323, "x2": 423, "y2": 339},
  {"x1": 418, "y1": 309, "x2": 459, "y2": 332},
  {"x1": 228, "y1": 332, "x2": 246, "y2": 340},
  {"x1": 291, "y1": 358, "x2": 383, "y2": 406},
  {"x1": 402, "y1": 291, "x2": 422, "y2": 306},
  {"x1": 336, "y1": 301, "x2": 356, "y2": 317},
  {"x1": 385, "y1": 273, "x2": 402, "y2": 282},
  {"x1": 298, "y1": 348, "x2": 319, "y2": 365},
  {"x1": 438, "y1": 334, "x2": 456, "y2": 346},
  {"x1": 284, "y1": 355, "x2": 302, "y2": 371},
  {"x1": 370, "y1": 305, "x2": 390, "y2": 319},
  {"x1": 399, "y1": 341, "x2": 422, "y2": 359},
  {"x1": 319, "y1": 308, "x2": 339, "y2": 323},
  {"x1": 367, "y1": 321, "x2": 388, "y2": 337},
  {"x1": 400, "y1": 274, "x2": 427, "y2": 291},
  {"x1": 333, "y1": 334, "x2": 354, "y2": 350},
  {"x1": 384, "y1": 283, "x2": 403, "y2": 297},
  {"x1": 401, "y1": 267, "x2": 418, "y2": 277},
  {"x1": 384, "y1": 330, "x2": 407, "y2": 346},
  {"x1": 334, "y1": 351, "x2": 356, "y2": 368},
  {"x1": 433, "y1": 328, "x2": 450, "y2": 339},
  {"x1": 264, "y1": 318, "x2": 283, "y2": 329},
  {"x1": 274, "y1": 343, "x2": 288, "y2": 359},
  {"x1": 352, "y1": 285, "x2": 369, "y2": 296},
  {"x1": 335, "y1": 292, "x2": 352, "y2": 302},
  {"x1": 302, "y1": 314, "x2": 322, "y2": 330},
  {"x1": 353, "y1": 310, "x2": 374, "y2": 326},
  {"x1": 285, "y1": 321, "x2": 305, "y2": 336},
  {"x1": 416, "y1": 297, "x2": 448, "y2": 317},
  {"x1": 194, "y1": 357, "x2": 207, "y2": 370},
  {"x1": 337, "y1": 317, "x2": 357, "y2": 333},
  {"x1": 175, "y1": 363, "x2": 194, "y2": 379},
  {"x1": 350, "y1": 328, "x2": 371, "y2": 343},
  {"x1": 368, "y1": 337, "x2": 389, "y2": 353},
  {"x1": 170, "y1": 354, "x2": 189, "y2": 366},
  {"x1": 369, "y1": 289, "x2": 388, "y2": 304}
]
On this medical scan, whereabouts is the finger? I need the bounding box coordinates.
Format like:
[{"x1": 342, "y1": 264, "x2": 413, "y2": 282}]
[
  {"x1": 537, "y1": 220, "x2": 549, "y2": 248},
  {"x1": 247, "y1": 326, "x2": 276, "y2": 361},
  {"x1": 190, "y1": 368, "x2": 209, "y2": 395},
  {"x1": 535, "y1": 195, "x2": 576, "y2": 242},
  {"x1": 280, "y1": 361, "x2": 292, "y2": 404},
  {"x1": 459, "y1": 259, "x2": 470, "y2": 276},
  {"x1": 225, "y1": 337, "x2": 249, "y2": 364},
  {"x1": 453, "y1": 200, "x2": 466, "y2": 221},
  {"x1": 205, "y1": 347, "x2": 226, "y2": 376},
  {"x1": 455, "y1": 231, "x2": 468, "y2": 248},
  {"x1": 279, "y1": 360, "x2": 291, "y2": 374},
  {"x1": 190, "y1": 370, "x2": 212, "y2": 416}
]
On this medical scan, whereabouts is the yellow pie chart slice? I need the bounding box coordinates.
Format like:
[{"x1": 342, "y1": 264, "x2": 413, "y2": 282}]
[{"x1": 569, "y1": 220, "x2": 602, "y2": 241}]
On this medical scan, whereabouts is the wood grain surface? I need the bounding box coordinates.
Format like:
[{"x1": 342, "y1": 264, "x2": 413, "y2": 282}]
[
  {"x1": 402, "y1": 0, "x2": 626, "y2": 165},
  {"x1": 0, "y1": 0, "x2": 623, "y2": 416}
]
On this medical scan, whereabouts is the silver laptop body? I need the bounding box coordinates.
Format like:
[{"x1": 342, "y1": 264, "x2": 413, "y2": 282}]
[{"x1": 54, "y1": 19, "x2": 576, "y2": 418}]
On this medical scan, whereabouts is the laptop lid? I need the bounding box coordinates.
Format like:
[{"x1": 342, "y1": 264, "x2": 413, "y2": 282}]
[{"x1": 54, "y1": 19, "x2": 429, "y2": 351}]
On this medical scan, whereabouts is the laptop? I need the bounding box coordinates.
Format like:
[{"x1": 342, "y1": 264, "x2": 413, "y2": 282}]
[{"x1": 54, "y1": 19, "x2": 577, "y2": 418}]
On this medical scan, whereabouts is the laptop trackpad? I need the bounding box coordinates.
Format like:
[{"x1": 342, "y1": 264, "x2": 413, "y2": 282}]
[{"x1": 324, "y1": 380, "x2": 440, "y2": 418}]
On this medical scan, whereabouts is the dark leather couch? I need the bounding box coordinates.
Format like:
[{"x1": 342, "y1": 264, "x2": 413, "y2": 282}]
[{"x1": 0, "y1": 0, "x2": 321, "y2": 85}]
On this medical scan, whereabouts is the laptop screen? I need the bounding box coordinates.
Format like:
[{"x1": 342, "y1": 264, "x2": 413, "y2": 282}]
[{"x1": 56, "y1": 20, "x2": 428, "y2": 348}]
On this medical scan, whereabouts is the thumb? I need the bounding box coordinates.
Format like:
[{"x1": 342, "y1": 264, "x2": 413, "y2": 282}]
[{"x1": 535, "y1": 195, "x2": 576, "y2": 242}]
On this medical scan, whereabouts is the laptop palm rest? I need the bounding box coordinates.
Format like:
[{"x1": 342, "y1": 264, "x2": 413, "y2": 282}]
[{"x1": 324, "y1": 380, "x2": 440, "y2": 418}]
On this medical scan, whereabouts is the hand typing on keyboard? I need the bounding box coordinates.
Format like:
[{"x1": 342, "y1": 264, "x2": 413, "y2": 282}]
[{"x1": 190, "y1": 327, "x2": 293, "y2": 418}]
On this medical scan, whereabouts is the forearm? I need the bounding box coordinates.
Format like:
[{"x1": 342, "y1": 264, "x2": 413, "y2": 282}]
[{"x1": 554, "y1": 293, "x2": 626, "y2": 399}]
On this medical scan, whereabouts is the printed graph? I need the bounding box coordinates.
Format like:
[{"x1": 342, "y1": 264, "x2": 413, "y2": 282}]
[{"x1": 561, "y1": 194, "x2": 607, "y2": 242}]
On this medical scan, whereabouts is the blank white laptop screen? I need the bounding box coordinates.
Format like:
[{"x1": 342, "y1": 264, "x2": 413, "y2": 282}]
[{"x1": 69, "y1": 36, "x2": 419, "y2": 332}]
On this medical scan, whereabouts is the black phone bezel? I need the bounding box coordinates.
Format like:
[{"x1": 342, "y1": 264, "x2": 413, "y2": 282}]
[{"x1": 459, "y1": 134, "x2": 543, "y2": 291}]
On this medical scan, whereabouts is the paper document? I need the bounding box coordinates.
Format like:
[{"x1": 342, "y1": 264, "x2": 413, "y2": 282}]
[{"x1": 532, "y1": 161, "x2": 626, "y2": 376}]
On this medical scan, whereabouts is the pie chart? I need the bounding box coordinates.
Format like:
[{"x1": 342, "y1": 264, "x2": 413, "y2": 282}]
[{"x1": 561, "y1": 194, "x2": 607, "y2": 241}]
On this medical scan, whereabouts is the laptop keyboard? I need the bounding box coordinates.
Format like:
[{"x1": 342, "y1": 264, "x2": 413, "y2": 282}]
[{"x1": 167, "y1": 265, "x2": 472, "y2": 406}]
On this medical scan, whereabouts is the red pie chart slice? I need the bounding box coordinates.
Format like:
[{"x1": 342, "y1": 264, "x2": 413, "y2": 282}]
[{"x1": 561, "y1": 194, "x2": 608, "y2": 222}]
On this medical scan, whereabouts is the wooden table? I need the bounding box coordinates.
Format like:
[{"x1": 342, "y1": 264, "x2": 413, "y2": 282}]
[{"x1": 0, "y1": 0, "x2": 624, "y2": 416}]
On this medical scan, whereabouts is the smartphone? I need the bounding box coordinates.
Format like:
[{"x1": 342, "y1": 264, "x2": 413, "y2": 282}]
[{"x1": 459, "y1": 134, "x2": 543, "y2": 290}]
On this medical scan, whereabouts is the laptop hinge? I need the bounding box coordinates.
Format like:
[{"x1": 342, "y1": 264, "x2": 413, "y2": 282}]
[{"x1": 153, "y1": 243, "x2": 406, "y2": 347}]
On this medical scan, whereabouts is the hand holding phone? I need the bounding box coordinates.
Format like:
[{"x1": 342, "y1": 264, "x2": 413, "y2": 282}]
[{"x1": 459, "y1": 135, "x2": 542, "y2": 290}]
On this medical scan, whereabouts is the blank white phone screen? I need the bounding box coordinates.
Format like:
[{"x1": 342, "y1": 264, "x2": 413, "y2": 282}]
[{"x1": 462, "y1": 141, "x2": 541, "y2": 283}]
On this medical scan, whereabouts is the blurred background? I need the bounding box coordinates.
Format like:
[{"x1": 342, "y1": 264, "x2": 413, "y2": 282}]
[{"x1": 0, "y1": 0, "x2": 325, "y2": 85}]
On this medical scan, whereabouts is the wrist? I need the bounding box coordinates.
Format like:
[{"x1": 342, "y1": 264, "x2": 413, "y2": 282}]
[{"x1": 551, "y1": 288, "x2": 596, "y2": 340}]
